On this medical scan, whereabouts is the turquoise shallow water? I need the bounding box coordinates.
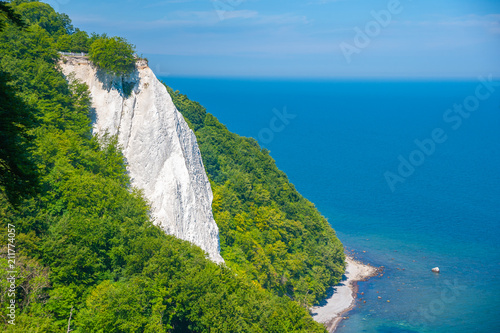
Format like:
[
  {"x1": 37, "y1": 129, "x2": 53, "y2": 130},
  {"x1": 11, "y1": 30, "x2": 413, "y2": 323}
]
[{"x1": 160, "y1": 76, "x2": 500, "y2": 332}]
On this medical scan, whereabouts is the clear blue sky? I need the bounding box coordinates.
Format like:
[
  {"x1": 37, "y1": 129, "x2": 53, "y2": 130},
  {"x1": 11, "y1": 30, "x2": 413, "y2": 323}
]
[{"x1": 45, "y1": 0, "x2": 500, "y2": 79}]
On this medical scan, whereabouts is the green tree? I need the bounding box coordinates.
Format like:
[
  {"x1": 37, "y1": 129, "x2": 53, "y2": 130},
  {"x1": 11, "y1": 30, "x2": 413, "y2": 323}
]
[
  {"x1": 69, "y1": 29, "x2": 89, "y2": 52},
  {"x1": 0, "y1": 2, "x2": 36, "y2": 205},
  {"x1": 0, "y1": 1, "x2": 25, "y2": 31},
  {"x1": 56, "y1": 29, "x2": 90, "y2": 53},
  {"x1": 89, "y1": 36, "x2": 136, "y2": 76},
  {"x1": 14, "y1": 0, "x2": 73, "y2": 37},
  {"x1": 76, "y1": 279, "x2": 169, "y2": 333},
  {"x1": 0, "y1": 70, "x2": 39, "y2": 204}
]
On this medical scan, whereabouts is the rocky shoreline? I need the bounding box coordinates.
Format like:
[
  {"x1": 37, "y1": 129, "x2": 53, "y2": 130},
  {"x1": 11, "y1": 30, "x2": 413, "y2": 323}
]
[{"x1": 311, "y1": 256, "x2": 380, "y2": 332}]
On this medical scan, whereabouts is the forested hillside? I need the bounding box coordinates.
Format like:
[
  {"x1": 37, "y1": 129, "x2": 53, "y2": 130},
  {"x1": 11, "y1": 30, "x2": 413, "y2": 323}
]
[
  {"x1": 166, "y1": 87, "x2": 345, "y2": 306},
  {"x1": 0, "y1": 1, "x2": 332, "y2": 331}
]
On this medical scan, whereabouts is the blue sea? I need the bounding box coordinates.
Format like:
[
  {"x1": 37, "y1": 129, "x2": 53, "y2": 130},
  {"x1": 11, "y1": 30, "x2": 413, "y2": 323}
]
[{"x1": 160, "y1": 76, "x2": 500, "y2": 333}]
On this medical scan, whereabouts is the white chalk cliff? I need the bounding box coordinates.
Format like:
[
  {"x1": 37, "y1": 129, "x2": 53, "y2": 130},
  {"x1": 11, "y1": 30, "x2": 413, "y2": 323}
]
[{"x1": 60, "y1": 57, "x2": 224, "y2": 263}]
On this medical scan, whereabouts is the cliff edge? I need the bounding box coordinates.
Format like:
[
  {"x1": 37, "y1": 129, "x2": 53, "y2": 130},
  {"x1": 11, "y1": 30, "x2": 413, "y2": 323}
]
[{"x1": 60, "y1": 56, "x2": 224, "y2": 263}]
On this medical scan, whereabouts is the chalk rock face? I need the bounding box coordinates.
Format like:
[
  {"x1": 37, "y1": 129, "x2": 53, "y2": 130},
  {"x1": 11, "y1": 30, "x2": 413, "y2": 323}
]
[{"x1": 60, "y1": 57, "x2": 223, "y2": 263}]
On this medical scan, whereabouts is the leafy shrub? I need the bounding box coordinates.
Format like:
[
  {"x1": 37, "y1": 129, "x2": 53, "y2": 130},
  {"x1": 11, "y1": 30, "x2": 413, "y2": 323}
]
[
  {"x1": 89, "y1": 36, "x2": 136, "y2": 76},
  {"x1": 55, "y1": 29, "x2": 89, "y2": 53}
]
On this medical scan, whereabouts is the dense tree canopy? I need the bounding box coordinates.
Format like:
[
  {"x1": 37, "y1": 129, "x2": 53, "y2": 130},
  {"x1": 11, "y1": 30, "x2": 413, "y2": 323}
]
[
  {"x1": 56, "y1": 29, "x2": 91, "y2": 53},
  {"x1": 0, "y1": 1, "x2": 343, "y2": 332},
  {"x1": 0, "y1": 1, "x2": 36, "y2": 204},
  {"x1": 13, "y1": 0, "x2": 73, "y2": 37},
  {"x1": 89, "y1": 36, "x2": 136, "y2": 76},
  {"x1": 0, "y1": 1, "x2": 25, "y2": 31},
  {"x1": 0, "y1": 70, "x2": 38, "y2": 205}
]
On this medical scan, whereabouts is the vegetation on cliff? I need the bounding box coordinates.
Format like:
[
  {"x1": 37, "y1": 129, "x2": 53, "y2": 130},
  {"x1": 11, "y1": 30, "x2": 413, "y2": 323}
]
[
  {"x1": 0, "y1": 1, "x2": 339, "y2": 331},
  {"x1": 167, "y1": 87, "x2": 345, "y2": 306},
  {"x1": 88, "y1": 36, "x2": 136, "y2": 76}
]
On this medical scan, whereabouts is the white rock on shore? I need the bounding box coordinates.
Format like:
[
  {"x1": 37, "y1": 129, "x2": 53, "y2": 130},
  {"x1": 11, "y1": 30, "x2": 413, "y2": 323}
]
[{"x1": 60, "y1": 57, "x2": 224, "y2": 263}]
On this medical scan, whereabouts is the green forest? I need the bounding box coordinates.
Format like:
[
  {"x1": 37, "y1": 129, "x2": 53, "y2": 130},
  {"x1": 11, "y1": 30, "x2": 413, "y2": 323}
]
[
  {"x1": 0, "y1": 1, "x2": 345, "y2": 332},
  {"x1": 166, "y1": 87, "x2": 345, "y2": 306}
]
